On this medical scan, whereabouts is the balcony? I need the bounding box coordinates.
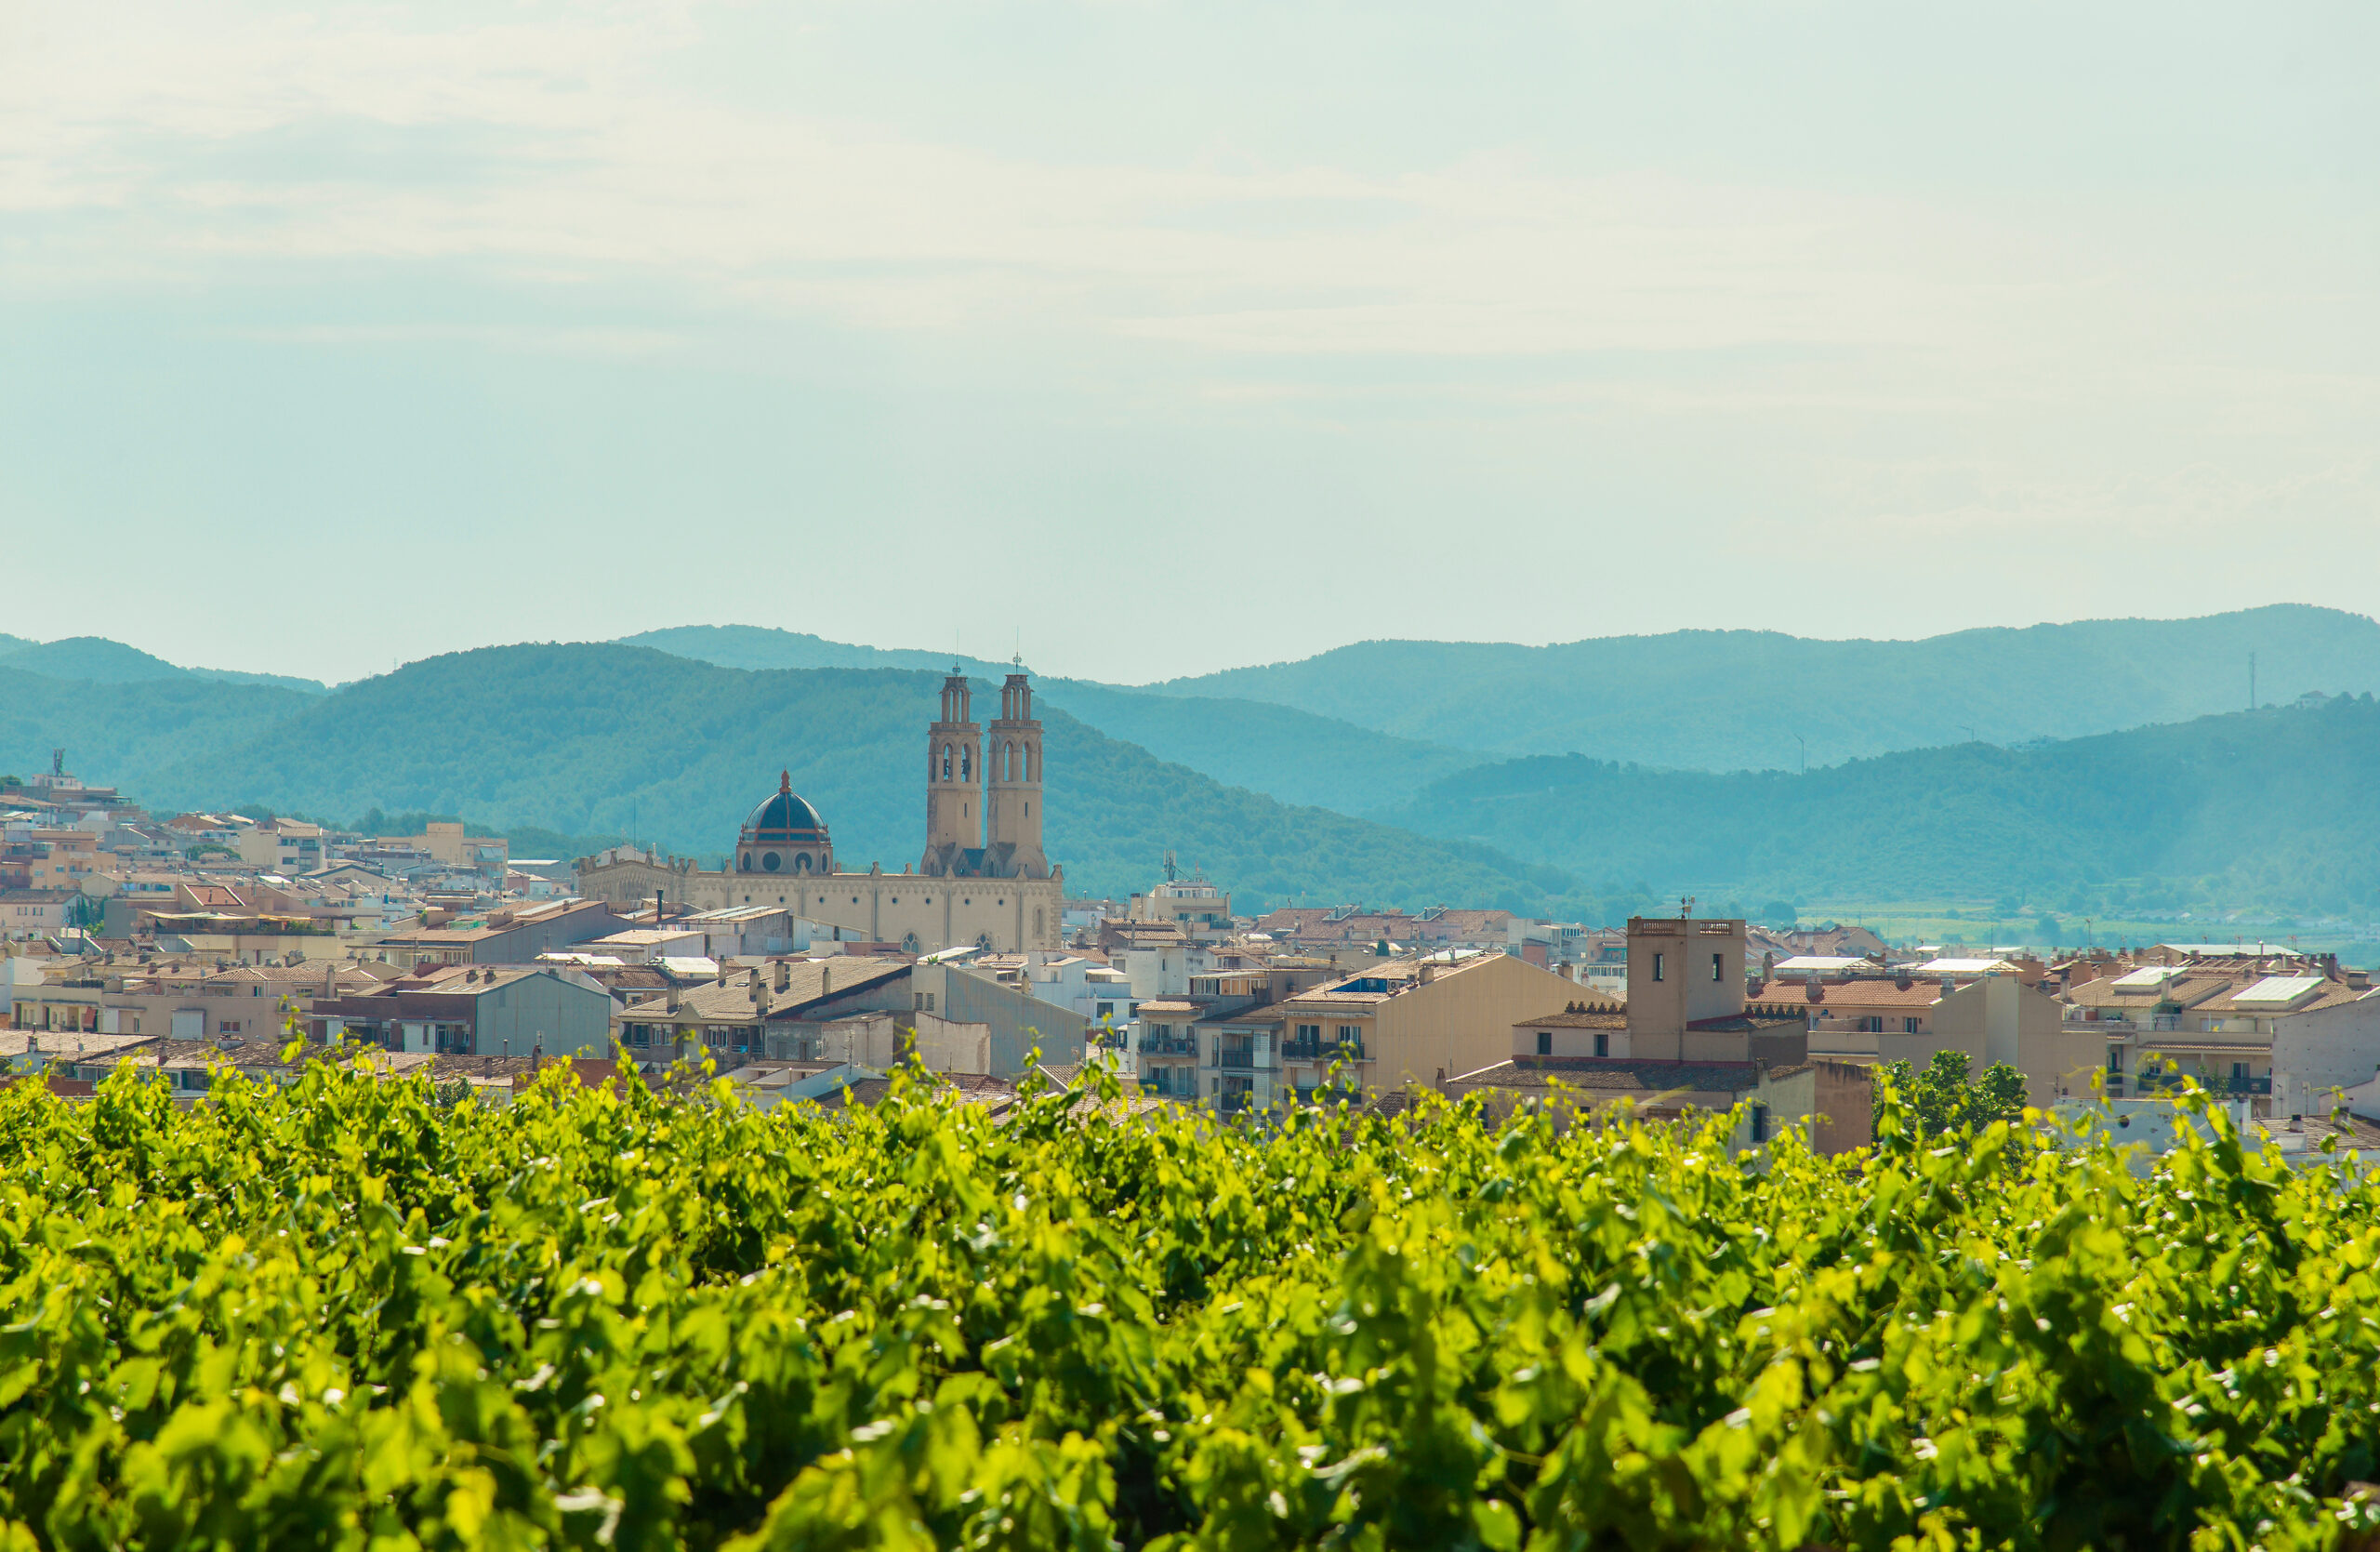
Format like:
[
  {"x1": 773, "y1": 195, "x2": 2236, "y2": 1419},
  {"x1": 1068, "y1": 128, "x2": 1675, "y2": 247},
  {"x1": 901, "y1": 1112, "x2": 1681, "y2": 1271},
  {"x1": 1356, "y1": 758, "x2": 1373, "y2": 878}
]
[
  {"x1": 1217, "y1": 1092, "x2": 1251, "y2": 1115},
  {"x1": 1281, "y1": 1040, "x2": 1366, "y2": 1064},
  {"x1": 2133, "y1": 1072, "x2": 2270, "y2": 1095},
  {"x1": 1140, "y1": 1034, "x2": 1197, "y2": 1057}
]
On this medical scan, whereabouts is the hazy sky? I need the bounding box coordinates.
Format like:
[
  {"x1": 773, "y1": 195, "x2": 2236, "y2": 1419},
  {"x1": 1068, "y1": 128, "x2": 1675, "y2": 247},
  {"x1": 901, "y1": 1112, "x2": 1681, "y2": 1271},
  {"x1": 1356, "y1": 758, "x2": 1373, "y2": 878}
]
[{"x1": 4, "y1": 1, "x2": 2373, "y2": 685}]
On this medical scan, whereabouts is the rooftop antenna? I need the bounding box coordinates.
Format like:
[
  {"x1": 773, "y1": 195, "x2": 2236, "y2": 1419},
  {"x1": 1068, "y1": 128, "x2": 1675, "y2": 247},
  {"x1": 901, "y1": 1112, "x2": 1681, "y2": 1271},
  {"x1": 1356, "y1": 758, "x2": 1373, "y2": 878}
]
[{"x1": 1163, "y1": 849, "x2": 1178, "y2": 882}]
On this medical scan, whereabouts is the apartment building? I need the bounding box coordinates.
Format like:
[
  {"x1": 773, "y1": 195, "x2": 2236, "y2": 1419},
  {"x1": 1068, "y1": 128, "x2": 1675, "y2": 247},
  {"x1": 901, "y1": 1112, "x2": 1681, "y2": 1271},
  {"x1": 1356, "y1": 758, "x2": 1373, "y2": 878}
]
[
  {"x1": 313, "y1": 963, "x2": 614, "y2": 1058},
  {"x1": 372, "y1": 898, "x2": 628, "y2": 967},
  {"x1": 1449, "y1": 916, "x2": 1824, "y2": 1154},
  {"x1": 1804, "y1": 971, "x2": 2099, "y2": 1108},
  {"x1": 1260, "y1": 949, "x2": 1582, "y2": 1105},
  {"x1": 2060, "y1": 951, "x2": 2378, "y2": 1121}
]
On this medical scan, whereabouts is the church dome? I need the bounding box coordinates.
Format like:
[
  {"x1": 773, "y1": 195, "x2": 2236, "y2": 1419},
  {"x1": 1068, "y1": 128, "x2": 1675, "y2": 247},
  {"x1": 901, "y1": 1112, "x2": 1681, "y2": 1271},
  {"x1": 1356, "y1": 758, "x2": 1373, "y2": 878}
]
[{"x1": 737, "y1": 771, "x2": 833, "y2": 875}]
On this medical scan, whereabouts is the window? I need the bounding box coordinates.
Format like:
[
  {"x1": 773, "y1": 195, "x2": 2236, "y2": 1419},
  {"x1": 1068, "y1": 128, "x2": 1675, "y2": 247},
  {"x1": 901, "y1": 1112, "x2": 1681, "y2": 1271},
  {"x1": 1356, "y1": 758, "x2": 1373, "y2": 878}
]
[
  {"x1": 1652, "y1": 952, "x2": 1664, "y2": 982},
  {"x1": 1296, "y1": 1023, "x2": 1321, "y2": 1041},
  {"x1": 1856, "y1": 1015, "x2": 1884, "y2": 1034},
  {"x1": 1903, "y1": 1016, "x2": 1921, "y2": 1034},
  {"x1": 1336, "y1": 1025, "x2": 1361, "y2": 1044},
  {"x1": 2231, "y1": 1061, "x2": 2250, "y2": 1082},
  {"x1": 2107, "y1": 1047, "x2": 2122, "y2": 1073},
  {"x1": 1712, "y1": 952, "x2": 1724, "y2": 982},
  {"x1": 1750, "y1": 1105, "x2": 1771, "y2": 1144},
  {"x1": 1536, "y1": 1029, "x2": 1552, "y2": 1055}
]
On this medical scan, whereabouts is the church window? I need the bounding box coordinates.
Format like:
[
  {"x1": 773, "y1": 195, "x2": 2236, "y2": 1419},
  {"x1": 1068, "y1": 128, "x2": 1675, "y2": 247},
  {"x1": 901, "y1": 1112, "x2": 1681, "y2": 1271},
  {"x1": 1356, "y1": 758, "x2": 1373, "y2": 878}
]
[
  {"x1": 961, "y1": 747, "x2": 971, "y2": 778},
  {"x1": 941, "y1": 745, "x2": 953, "y2": 779},
  {"x1": 761, "y1": 852, "x2": 782, "y2": 872}
]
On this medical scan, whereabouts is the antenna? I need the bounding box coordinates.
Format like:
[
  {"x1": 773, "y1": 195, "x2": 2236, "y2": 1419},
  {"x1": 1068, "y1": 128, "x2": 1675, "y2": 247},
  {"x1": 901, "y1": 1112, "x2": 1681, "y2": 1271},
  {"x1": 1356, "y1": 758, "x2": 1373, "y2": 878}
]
[{"x1": 1163, "y1": 849, "x2": 1178, "y2": 882}]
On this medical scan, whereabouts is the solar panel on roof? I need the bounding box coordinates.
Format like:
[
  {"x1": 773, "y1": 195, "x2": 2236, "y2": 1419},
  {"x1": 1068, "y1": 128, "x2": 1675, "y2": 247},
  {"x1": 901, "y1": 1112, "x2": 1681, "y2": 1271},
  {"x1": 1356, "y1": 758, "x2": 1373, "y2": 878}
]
[
  {"x1": 2231, "y1": 975, "x2": 2326, "y2": 1006},
  {"x1": 2111, "y1": 966, "x2": 2183, "y2": 989}
]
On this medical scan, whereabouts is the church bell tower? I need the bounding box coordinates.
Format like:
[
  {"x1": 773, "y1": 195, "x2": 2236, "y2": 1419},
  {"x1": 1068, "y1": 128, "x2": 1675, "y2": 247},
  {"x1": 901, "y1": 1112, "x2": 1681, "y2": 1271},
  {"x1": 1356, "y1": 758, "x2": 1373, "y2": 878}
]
[
  {"x1": 984, "y1": 669, "x2": 1051, "y2": 879},
  {"x1": 920, "y1": 670, "x2": 981, "y2": 872}
]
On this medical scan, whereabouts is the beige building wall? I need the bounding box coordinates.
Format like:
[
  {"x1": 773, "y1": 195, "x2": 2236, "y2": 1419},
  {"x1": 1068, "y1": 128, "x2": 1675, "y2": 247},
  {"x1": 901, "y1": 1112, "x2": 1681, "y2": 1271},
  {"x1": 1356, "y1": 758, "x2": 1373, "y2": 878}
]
[
  {"x1": 1875, "y1": 976, "x2": 2096, "y2": 1107},
  {"x1": 576, "y1": 857, "x2": 1063, "y2": 954},
  {"x1": 1626, "y1": 917, "x2": 1748, "y2": 1061},
  {"x1": 1371, "y1": 954, "x2": 1588, "y2": 1090}
]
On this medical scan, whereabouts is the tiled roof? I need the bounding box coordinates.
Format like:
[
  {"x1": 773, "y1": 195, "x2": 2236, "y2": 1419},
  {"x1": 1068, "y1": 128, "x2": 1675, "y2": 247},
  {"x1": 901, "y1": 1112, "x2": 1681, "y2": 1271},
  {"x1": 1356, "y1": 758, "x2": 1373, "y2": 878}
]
[
  {"x1": 1447, "y1": 1055, "x2": 1768, "y2": 1106},
  {"x1": 623, "y1": 957, "x2": 907, "y2": 1023},
  {"x1": 1796, "y1": 981, "x2": 1948, "y2": 1009},
  {"x1": 1517, "y1": 1005, "x2": 1628, "y2": 1029}
]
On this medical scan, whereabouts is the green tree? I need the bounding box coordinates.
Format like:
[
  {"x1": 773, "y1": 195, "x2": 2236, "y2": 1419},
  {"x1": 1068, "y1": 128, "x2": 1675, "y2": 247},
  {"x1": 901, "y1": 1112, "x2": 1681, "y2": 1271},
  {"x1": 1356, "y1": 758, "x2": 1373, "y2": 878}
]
[{"x1": 1875, "y1": 1049, "x2": 2028, "y2": 1142}]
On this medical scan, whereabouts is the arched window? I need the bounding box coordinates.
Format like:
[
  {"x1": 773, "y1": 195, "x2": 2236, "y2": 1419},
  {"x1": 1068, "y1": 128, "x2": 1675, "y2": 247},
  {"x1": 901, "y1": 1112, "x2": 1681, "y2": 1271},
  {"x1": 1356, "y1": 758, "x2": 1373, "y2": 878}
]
[
  {"x1": 960, "y1": 745, "x2": 971, "y2": 779},
  {"x1": 1024, "y1": 742, "x2": 1035, "y2": 781},
  {"x1": 794, "y1": 854, "x2": 813, "y2": 874},
  {"x1": 1004, "y1": 741, "x2": 1016, "y2": 781},
  {"x1": 941, "y1": 744, "x2": 953, "y2": 779}
]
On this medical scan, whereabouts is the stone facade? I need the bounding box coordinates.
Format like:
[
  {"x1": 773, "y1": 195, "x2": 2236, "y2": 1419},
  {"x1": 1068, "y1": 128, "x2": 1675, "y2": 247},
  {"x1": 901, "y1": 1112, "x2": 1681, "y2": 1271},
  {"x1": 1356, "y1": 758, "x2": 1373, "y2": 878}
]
[{"x1": 575, "y1": 671, "x2": 1064, "y2": 954}]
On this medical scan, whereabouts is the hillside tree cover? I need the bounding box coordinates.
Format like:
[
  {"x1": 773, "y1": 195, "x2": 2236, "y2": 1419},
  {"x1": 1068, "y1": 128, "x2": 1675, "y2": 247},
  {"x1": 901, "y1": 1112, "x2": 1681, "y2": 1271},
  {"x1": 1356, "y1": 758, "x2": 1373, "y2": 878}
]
[
  {"x1": 2, "y1": 1055, "x2": 2378, "y2": 1547},
  {"x1": 1382, "y1": 692, "x2": 2380, "y2": 920},
  {"x1": 138, "y1": 644, "x2": 1587, "y2": 915},
  {"x1": 616, "y1": 625, "x2": 1480, "y2": 816},
  {"x1": 1147, "y1": 604, "x2": 2380, "y2": 768}
]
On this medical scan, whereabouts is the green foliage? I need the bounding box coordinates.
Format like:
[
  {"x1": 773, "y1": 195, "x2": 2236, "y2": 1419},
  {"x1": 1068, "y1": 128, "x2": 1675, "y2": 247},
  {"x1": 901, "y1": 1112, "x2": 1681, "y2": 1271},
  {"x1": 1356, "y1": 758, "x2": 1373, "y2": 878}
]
[
  {"x1": 0, "y1": 669, "x2": 312, "y2": 798},
  {"x1": 2, "y1": 1056, "x2": 2378, "y2": 1548},
  {"x1": 1875, "y1": 1051, "x2": 2029, "y2": 1143}
]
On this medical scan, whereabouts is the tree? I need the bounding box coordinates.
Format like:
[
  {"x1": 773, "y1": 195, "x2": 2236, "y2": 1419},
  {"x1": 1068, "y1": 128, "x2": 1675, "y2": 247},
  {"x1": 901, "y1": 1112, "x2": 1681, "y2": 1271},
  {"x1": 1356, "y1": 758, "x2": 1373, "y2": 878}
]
[{"x1": 1875, "y1": 1049, "x2": 2027, "y2": 1142}]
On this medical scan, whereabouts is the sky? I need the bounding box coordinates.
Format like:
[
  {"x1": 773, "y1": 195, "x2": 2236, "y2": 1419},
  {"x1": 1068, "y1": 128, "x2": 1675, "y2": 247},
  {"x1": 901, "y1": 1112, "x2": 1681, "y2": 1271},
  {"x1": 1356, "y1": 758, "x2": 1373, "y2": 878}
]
[{"x1": 3, "y1": 0, "x2": 2374, "y2": 686}]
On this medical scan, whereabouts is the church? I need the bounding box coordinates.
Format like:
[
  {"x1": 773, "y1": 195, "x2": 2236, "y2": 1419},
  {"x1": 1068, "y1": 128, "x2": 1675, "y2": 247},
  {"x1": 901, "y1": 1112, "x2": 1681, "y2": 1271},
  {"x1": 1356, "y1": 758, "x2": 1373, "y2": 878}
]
[{"x1": 575, "y1": 670, "x2": 1064, "y2": 952}]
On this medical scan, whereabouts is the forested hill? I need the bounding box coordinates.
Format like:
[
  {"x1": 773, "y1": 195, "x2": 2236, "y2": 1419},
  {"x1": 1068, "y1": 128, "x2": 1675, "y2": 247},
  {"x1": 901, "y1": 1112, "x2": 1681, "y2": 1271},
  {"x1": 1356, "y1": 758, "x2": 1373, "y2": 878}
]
[
  {"x1": 615, "y1": 622, "x2": 1479, "y2": 816},
  {"x1": 0, "y1": 636, "x2": 329, "y2": 694},
  {"x1": 1144, "y1": 604, "x2": 2380, "y2": 770},
  {"x1": 140, "y1": 644, "x2": 1586, "y2": 914},
  {"x1": 1378, "y1": 691, "x2": 2380, "y2": 920},
  {"x1": 0, "y1": 669, "x2": 317, "y2": 788}
]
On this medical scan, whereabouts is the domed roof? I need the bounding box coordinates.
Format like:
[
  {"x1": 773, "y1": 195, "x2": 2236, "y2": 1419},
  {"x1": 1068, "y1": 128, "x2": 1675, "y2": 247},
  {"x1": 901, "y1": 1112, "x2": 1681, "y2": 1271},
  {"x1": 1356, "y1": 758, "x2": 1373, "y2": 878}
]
[{"x1": 742, "y1": 771, "x2": 828, "y2": 841}]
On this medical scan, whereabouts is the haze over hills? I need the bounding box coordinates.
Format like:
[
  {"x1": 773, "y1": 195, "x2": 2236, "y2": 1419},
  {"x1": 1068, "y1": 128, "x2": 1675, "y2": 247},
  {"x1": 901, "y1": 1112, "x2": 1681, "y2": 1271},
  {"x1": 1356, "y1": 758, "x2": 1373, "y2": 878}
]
[
  {"x1": 0, "y1": 669, "x2": 316, "y2": 789},
  {"x1": 615, "y1": 624, "x2": 1477, "y2": 815},
  {"x1": 7, "y1": 614, "x2": 2380, "y2": 923},
  {"x1": 1142, "y1": 604, "x2": 2380, "y2": 770},
  {"x1": 1378, "y1": 692, "x2": 2380, "y2": 922},
  {"x1": 0, "y1": 636, "x2": 329, "y2": 696},
  {"x1": 138, "y1": 644, "x2": 1582, "y2": 914}
]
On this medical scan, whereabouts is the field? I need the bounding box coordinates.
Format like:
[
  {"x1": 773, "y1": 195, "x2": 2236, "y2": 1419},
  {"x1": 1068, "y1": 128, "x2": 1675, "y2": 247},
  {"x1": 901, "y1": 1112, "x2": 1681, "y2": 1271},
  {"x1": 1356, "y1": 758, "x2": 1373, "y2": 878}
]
[
  {"x1": 3, "y1": 1057, "x2": 2379, "y2": 1549},
  {"x1": 1792, "y1": 897, "x2": 2380, "y2": 969}
]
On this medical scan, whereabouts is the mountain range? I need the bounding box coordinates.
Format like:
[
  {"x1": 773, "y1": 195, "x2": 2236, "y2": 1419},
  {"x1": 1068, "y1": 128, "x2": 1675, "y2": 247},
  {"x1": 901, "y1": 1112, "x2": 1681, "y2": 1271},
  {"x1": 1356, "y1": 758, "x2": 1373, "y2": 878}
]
[
  {"x1": 4, "y1": 606, "x2": 2378, "y2": 922},
  {"x1": 1142, "y1": 604, "x2": 2380, "y2": 769}
]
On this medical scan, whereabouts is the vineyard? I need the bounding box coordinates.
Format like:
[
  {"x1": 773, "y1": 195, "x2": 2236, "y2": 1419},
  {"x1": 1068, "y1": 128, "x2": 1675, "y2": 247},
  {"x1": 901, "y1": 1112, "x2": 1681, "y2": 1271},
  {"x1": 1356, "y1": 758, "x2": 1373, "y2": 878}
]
[{"x1": 2, "y1": 1056, "x2": 2378, "y2": 1551}]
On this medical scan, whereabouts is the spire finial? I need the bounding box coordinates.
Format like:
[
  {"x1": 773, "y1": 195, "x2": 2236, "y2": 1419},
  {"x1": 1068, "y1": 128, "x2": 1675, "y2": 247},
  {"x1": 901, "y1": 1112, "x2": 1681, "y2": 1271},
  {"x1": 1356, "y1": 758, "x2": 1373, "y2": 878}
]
[{"x1": 780, "y1": 769, "x2": 791, "y2": 794}]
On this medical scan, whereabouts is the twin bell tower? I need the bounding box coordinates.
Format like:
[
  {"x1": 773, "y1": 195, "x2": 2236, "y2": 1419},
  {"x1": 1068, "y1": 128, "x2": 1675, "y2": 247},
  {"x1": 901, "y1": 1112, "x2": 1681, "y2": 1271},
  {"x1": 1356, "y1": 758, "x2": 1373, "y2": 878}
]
[{"x1": 920, "y1": 668, "x2": 1051, "y2": 881}]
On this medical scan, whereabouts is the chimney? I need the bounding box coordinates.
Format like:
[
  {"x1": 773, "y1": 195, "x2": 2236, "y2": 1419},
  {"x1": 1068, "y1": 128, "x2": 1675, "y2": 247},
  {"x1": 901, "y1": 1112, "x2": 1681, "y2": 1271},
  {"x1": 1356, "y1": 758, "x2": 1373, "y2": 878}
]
[
  {"x1": 1896, "y1": 971, "x2": 1912, "y2": 990},
  {"x1": 1804, "y1": 979, "x2": 1824, "y2": 1004},
  {"x1": 774, "y1": 961, "x2": 790, "y2": 994}
]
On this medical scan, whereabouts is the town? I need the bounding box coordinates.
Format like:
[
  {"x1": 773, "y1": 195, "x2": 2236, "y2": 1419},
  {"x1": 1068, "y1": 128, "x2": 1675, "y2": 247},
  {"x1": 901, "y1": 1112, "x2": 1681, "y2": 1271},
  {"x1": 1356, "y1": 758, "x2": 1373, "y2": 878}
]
[{"x1": 9, "y1": 666, "x2": 2369, "y2": 1163}]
